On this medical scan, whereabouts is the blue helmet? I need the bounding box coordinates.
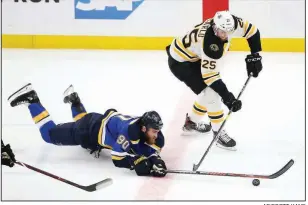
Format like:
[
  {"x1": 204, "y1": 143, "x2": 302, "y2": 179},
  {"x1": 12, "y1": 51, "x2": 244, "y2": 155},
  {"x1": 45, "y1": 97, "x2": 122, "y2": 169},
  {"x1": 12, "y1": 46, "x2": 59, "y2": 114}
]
[{"x1": 141, "y1": 111, "x2": 163, "y2": 130}]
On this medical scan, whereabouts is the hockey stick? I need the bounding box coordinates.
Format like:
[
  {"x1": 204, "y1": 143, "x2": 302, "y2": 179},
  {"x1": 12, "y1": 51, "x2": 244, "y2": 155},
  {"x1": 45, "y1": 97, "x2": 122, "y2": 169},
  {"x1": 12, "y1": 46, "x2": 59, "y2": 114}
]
[
  {"x1": 193, "y1": 74, "x2": 253, "y2": 171},
  {"x1": 15, "y1": 161, "x2": 113, "y2": 192},
  {"x1": 170, "y1": 159, "x2": 294, "y2": 179}
]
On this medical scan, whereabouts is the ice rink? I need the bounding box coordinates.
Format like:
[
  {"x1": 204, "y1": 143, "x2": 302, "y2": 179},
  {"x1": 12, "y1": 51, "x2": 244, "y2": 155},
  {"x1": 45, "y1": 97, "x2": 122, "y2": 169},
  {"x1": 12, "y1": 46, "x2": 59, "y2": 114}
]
[{"x1": 1, "y1": 49, "x2": 305, "y2": 201}]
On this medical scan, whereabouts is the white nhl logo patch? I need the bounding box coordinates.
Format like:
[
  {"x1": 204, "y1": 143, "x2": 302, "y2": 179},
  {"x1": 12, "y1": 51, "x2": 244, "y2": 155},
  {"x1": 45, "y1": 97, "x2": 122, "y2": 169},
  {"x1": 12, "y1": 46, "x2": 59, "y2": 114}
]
[{"x1": 210, "y1": 44, "x2": 219, "y2": 51}]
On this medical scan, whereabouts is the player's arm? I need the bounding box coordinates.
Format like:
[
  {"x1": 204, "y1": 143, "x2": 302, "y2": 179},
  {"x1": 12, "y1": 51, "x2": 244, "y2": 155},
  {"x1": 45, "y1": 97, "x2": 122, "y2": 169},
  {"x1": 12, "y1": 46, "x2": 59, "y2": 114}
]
[
  {"x1": 232, "y1": 15, "x2": 261, "y2": 54},
  {"x1": 142, "y1": 132, "x2": 167, "y2": 177},
  {"x1": 111, "y1": 135, "x2": 153, "y2": 176},
  {"x1": 232, "y1": 15, "x2": 263, "y2": 78}
]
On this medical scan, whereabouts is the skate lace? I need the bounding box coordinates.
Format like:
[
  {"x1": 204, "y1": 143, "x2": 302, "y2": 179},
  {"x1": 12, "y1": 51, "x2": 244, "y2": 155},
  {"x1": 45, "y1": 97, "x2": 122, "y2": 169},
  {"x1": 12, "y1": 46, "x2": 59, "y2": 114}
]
[
  {"x1": 16, "y1": 101, "x2": 29, "y2": 106},
  {"x1": 218, "y1": 130, "x2": 231, "y2": 143},
  {"x1": 15, "y1": 96, "x2": 32, "y2": 106}
]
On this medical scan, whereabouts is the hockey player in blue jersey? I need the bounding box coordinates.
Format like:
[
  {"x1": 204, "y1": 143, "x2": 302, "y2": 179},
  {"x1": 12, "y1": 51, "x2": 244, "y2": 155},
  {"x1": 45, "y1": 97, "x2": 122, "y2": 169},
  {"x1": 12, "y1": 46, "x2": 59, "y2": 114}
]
[{"x1": 8, "y1": 84, "x2": 167, "y2": 177}]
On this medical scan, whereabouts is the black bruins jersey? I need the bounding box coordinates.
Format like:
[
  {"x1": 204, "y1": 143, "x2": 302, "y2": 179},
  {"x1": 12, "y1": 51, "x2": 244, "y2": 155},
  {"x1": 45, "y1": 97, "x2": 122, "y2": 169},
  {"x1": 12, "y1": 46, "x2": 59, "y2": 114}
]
[{"x1": 168, "y1": 15, "x2": 261, "y2": 87}]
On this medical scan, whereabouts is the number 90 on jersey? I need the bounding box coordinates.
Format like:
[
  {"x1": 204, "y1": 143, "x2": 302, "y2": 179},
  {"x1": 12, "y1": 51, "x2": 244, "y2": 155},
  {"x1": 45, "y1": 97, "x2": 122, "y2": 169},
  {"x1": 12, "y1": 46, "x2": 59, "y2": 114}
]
[{"x1": 117, "y1": 135, "x2": 130, "y2": 150}]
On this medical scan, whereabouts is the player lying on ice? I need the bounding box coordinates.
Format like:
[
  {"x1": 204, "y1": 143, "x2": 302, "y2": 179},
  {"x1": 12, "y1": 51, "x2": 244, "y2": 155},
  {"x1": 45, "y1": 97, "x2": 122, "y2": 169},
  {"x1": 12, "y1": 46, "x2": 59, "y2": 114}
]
[{"x1": 8, "y1": 84, "x2": 167, "y2": 177}]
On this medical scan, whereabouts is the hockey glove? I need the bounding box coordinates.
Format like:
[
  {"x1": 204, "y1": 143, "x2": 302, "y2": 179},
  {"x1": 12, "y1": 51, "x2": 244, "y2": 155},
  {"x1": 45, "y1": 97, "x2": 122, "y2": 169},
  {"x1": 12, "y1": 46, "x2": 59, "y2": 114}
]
[
  {"x1": 245, "y1": 53, "x2": 262, "y2": 77},
  {"x1": 133, "y1": 156, "x2": 152, "y2": 176},
  {"x1": 149, "y1": 156, "x2": 167, "y2": 177},
  {"x1": 222, "y1": 92, "x2": 242, "y2": 112},
  {"x1": 1, "y1": 143, "x2": 16, "y2": 167}
]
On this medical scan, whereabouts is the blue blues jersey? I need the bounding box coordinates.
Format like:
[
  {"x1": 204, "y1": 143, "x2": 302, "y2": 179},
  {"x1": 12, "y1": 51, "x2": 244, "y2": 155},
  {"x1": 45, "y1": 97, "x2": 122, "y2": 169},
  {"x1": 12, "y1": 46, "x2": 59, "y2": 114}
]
[{"x1": 97, "y1": 110, "x2": 165, "y2": 169}]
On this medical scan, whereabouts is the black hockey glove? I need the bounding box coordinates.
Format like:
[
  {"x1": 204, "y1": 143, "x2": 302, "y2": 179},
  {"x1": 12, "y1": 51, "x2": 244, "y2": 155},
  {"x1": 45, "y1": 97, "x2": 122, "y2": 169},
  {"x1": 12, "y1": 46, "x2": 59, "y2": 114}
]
[
  {"x1": 222, "y1": 92, "x2": 242, "y2": 112},
  {"x1": 245, "y1": 53, "x2": 262, "y2": 77},
  {"x1": 133, "y1": 156, "x2": 152, "y2": 176},
  {"x1": 1, "y1": 141, "x2": 16, "y2": 168},
  {"x1": 149, "y1": 156, "x2": 167, "y2": 177}
]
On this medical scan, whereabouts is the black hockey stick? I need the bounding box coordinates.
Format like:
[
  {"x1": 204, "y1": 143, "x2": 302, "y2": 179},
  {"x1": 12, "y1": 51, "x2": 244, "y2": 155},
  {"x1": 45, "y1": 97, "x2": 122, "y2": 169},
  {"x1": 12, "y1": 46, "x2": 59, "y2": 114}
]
[
  {"x1": 15, "y1": 161, "x2": 113, "y2": 192},
  {"x1": 193, "y1": 74, "x2": 253, "y2": 171},
  {"x1": 170, "y1": 159, "x2": 294, "y2": 179}
]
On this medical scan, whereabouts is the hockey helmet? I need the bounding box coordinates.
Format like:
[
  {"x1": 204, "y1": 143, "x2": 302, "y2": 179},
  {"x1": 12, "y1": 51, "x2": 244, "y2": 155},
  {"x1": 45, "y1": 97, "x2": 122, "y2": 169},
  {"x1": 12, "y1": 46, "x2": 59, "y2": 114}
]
[
  {"x1": 213, "y1": 10, "x2": 235, "y2": 33},
  {"x1": 141, "y1": 111, "x2": 163, "y2": 130}
]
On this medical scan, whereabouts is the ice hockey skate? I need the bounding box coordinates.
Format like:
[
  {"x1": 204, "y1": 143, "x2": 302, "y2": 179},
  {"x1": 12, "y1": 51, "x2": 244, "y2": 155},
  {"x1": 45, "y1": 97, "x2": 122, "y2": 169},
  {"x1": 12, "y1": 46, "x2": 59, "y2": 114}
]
[
  {"x1": 214, "y1": 129, "x2": 237, "y2": 151},
  {"x1": 182, "y1": 114, "x2": 212, "y2": 136},
  {"x1": 8, "y1": 83, "x2": 40, "y2": 107},
  {"x1": 63, "y1": 84, "x2": 81, "y2": 105}
]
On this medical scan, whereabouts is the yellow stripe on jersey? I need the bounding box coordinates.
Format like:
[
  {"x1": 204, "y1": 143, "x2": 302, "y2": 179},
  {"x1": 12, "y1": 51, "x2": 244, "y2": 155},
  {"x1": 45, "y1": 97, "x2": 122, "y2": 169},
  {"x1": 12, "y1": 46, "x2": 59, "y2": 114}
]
[
  {"x1": 173, "y1": 47, "x2": 191, "y2": 61},
  {"x1": 202, "y1": 72, "x2": 220, "y2": 86},
  {"x1": 73, "y1": 112, "x2": 86, "y2": 122},
  {"x1": 151, "y1": 144, "x2": 161, "y2": 151},
  {"x1": 223, "y1": 43, "x2": 229, "y2": 55},
  {"x1": 111, "y1": 155, "x2": 125, "y2": 160},
  {"x1": 202, "y1": 72, "x2": 218, "y2": 78},
  {"x1": 175, "y1": 38, "x2": 198, "y2": 58},
  {"x1": 243, "y1": 23, "x2": 252, "y2": 38},
  {"x1": 172, "y1": 39, "x2": 199, "y2": 62},
  {"x1": 33, "y1": 111, "x2": 49, "y2": 123},
  {"x1": 204, "y1": 76, "x2": 220, "y2": 85},
  {"x1": 102, "y1": 145, "x2": 112, "y2": 149},
  {"x1": 130, "y1": 139, "x2": 140, "y2": 145},
  {"x1": 243, "y1": 21, "x2": 249, "y2": 34},
  {"x1": 97, "y1": 110, "x2": 117, "y2": 146},
  {"x1": 145, "y1": 143, "x2": 161, "y2": 152},
  {"x1": 246, "y1": 25, "x2": 256, "y2": 39}
]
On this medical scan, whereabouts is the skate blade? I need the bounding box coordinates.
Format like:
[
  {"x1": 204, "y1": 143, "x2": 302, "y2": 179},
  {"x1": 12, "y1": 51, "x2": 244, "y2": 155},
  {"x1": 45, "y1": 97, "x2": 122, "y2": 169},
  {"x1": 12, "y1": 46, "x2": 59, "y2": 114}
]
[
  {"x1": 7, "y1": 83, "x2": 32, "y2": 103},
  {"x1": 181, "y1": 130, "x2": 211, "y2": 136},
  {"x1": 63, "y1": 84, "x2": 74, "y2": 96},
  {"x1": 215, "y1": 142, "x2": 237, "y2": 151}
]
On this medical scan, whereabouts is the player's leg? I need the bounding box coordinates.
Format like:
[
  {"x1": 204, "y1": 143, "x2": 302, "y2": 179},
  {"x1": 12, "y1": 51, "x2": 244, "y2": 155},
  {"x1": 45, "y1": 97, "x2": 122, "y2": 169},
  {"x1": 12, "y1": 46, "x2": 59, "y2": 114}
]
[
  {"x1": 8, "y1": 83, "x2": 59, "y2": 144},
  {"x1": 8, "y1": 84, "x2": 89, "y2": 146},
  {"x1": 63, "y1": 85, "x2": 87, "y2": 122},
  {"x1": 201, "y1": 87, "x2": 236, "y2": 150},
  {"x1": 168, "y1": 56, "x2": 211, "y2": 134}
]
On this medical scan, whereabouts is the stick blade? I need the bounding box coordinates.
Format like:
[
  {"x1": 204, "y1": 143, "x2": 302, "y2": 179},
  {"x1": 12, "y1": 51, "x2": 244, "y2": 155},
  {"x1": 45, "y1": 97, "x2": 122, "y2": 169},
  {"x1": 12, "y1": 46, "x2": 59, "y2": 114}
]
[
  {"x1": 84, "y1": 178, "x2": 113, "y2": 192},
  {"x1": 268, "y1": 159, "x2": 295, "y2": 179}
]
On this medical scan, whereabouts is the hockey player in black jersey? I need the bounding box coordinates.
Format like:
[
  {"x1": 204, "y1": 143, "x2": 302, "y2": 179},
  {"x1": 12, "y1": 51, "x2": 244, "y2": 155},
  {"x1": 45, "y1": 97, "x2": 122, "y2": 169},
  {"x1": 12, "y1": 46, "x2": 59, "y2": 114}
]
[{"x1": 166, "y1": 10, "x2": 263, "y2": 150}]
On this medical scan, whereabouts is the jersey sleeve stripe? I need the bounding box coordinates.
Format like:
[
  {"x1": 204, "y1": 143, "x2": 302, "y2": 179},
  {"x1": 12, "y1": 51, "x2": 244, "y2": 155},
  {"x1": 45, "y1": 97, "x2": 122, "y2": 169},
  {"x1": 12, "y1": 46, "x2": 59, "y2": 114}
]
[
  {"x1": 97, "y1": 110, "x2": 117, "y2": 146},
  {"x1": 111, "y1": 150, "x2": 135, "y2": 157},
  {"x1": 243, "y1": 21, "x2": 249, "y2": 34},
  {"x1": 130, "y1": 139, "x2": 140, "y2": 144},
  {"x1": 173, "y1": 47, "x2": 191, "y2": 61},
  {"x1": 243, "y1": 23, "x2": 252, "y2": 38},
  {"x1": 145, "y1": 143, "x2": 161, "y2": 152},
  {"x1": 111, "y1": 156, "x2": 125, "y2": 160},
  {"x1": 174, "y1": 39, "x2": 197, "y2": 60},
  {"x1": 246, "y1": 25, "x2": 257, "y2": 39},
  {"x1": 175, "y1": 38, "x2": 198, "y2": 58}
]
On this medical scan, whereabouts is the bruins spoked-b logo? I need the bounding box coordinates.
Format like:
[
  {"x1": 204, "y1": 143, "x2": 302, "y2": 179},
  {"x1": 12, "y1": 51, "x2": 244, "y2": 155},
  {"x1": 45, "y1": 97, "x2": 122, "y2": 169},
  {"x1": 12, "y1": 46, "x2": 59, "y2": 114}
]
[{"x1": 210, "y1": 44, "x2": 219, "y2": 52}]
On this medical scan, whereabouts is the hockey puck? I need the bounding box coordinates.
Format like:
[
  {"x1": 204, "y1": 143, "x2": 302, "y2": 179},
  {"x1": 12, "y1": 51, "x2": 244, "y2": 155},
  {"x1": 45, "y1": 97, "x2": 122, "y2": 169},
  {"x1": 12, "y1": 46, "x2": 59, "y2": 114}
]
[{"x1": 252, "y1": 179, "x2": 260, "y2": 186}]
